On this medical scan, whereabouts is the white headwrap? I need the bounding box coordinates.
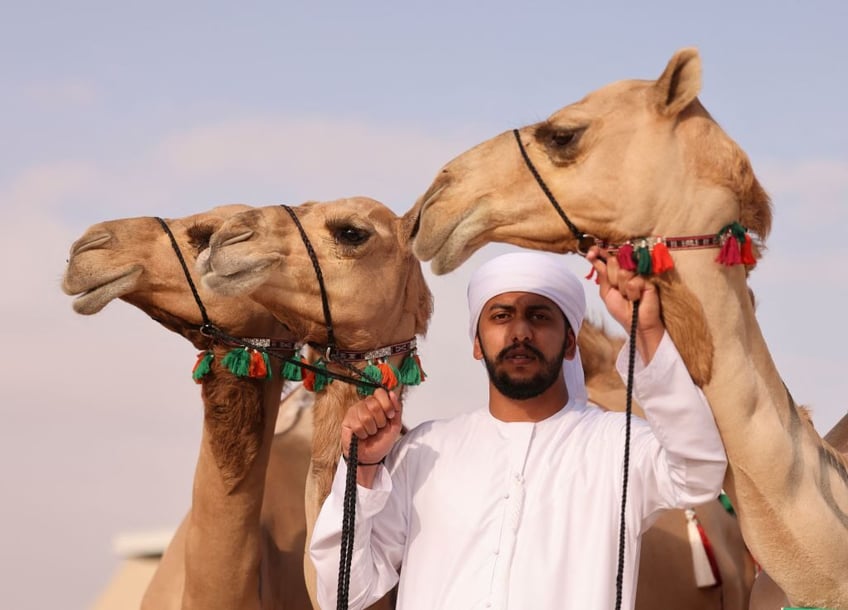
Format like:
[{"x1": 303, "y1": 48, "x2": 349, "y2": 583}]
[{"x1": 467, "y1": 251, "x2": 588, "y2": 404}]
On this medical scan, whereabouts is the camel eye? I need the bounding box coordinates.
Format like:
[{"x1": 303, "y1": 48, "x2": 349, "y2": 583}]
[
  {"x1": 550, "y1": 131, "x2": 577, "y2": 148},
  {"x1": 186, "y1": 223, "x2": 216, "y2": 252},
  {"x1": 334, "y1": 226, "x2": 370, "y2": 246}
]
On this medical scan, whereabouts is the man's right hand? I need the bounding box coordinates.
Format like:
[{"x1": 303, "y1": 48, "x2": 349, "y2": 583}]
[{"x1": 340, "y1": 389, "x2": 402, "y2": 486}]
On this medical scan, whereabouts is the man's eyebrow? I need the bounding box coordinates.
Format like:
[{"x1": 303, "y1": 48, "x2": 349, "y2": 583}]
[{"x1": 485, "y1": 302, "x2": 516, "y2": 312}]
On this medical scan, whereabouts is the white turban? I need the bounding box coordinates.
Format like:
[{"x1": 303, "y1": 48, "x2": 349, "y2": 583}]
[{"x1": 467, "y1": 251, "x2": 588, "y2": 404}]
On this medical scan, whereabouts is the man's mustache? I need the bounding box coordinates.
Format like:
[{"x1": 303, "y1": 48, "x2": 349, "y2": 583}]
[{"x1": 496, "y1": 341, "x2": 545, "y2": 363}]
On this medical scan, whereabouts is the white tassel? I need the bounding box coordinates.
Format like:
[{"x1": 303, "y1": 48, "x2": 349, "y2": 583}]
[{"x1": 685, "y1": 508, "x2": 718, "y2": 588}]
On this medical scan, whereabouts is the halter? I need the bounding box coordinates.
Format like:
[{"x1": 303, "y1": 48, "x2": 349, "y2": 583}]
[{"x1": 154, "y1": 216, "x2": 299, "y2": 379}]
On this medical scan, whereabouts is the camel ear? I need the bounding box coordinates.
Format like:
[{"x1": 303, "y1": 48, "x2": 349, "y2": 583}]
[{"x1": 654, "y1": 47, "x2": 702, "y2": 117}]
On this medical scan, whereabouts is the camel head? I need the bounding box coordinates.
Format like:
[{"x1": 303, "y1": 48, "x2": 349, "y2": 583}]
[
  {"x1": 62, "y1": 205, "x2": 290, "y2": 349},
  {"x1": 201, "y1": 197, "x2": 433, "y2": 351},
  {"x1": 410, "y1": 47, "x2": 772, "y2": 275}
]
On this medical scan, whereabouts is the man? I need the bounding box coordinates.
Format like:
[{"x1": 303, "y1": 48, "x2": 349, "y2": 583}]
[{"x1": 310, "y1": 249, "x2": 727, "y2": 609}]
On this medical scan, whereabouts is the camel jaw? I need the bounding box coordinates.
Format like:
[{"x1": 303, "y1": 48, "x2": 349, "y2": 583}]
[{"x1": 64, "y1": 266, "x2": 144, "y2": 315}]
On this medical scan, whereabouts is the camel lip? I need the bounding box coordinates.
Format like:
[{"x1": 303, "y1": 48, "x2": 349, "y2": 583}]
[
  {"x1": 69, "y1": 266, "x2": 143, "y2": 314},
  {"x1": 202, "y1": 257, "x2": 276, "y2": 296},
  {"x1": 70, "y1": 232, "x2": 111, "y2": 256}
]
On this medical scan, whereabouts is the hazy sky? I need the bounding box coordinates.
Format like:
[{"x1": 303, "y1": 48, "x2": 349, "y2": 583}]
[{"x1": 2, "y1": 2, "x2": 846, "y2": 608}]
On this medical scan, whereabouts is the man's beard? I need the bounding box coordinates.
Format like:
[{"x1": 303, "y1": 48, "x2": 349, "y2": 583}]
[{"x1": 482, "y1": 340, "x2": 566, "y2": 400}]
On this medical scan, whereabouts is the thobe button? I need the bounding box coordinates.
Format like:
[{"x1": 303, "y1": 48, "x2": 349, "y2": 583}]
[
  {"x1": 493, "y1": 548, "x2": 499, "y2": 555},
  {"x1": 503, "y1": 492, "x2": 510, "y2": 499}
]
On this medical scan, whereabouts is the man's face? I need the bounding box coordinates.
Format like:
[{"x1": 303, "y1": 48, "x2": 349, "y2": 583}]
[{"x1": 474, "y1": 292, "x2": 576, "y2": 400}]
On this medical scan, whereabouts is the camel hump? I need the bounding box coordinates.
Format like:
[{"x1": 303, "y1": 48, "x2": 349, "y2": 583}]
[{"x1": 655, "y1": 47, "x2": 702, "y2": 116}]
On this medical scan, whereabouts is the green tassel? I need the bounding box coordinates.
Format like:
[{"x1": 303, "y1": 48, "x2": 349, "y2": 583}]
[
  {"x1": 398, "y1": 354, "x2": 422, "y2": 386},
  {"x1": 635, "y1": 245, "x2": 652, "y2": 275},
  {"x1": 357, "y1": 361, "x2": 382, "y2": 396},
  {"x1": 281, "y1": 356, "x2": 304, "y2": 381},
  {"x1": 260, "y1": 351, "x2": 272, "y2": 380},
  {"x1": 312, "y1": 359, "x2": 332, "y2": 392},
  {"x1": 718, "y1": 492, "x2": 735, "y2": 516},
  {"x1": 717, "y1": 222, "x2": 747, "y2": 244},
  {"x1": 191, "y1": 351, "x2": 214, "y2": 382},
  {"x1": 222, "y1": 348, "x2": 251, "y2": 377}
]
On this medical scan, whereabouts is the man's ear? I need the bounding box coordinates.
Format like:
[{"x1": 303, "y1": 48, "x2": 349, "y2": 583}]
[
  {"x1": 473, "y1": 335, "x2": 484, "y2": 361},
  {"x1": 563, "y1": 328, "x2": 577, "y2": 361}
]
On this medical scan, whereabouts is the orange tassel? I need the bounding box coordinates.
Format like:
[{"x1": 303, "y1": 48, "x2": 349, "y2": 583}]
[
  {"x1": 248, "y1": 350, "x2": 267, "y2": 378},
  {"x1": 740, "y1": 233, "x2": 756, "y2": 265},
  {"x1": 650, "y1": 242, "x2": 674, "y2": 274},
  {"x1": 377, "y1": 361, "x2": 399, "y2": 390},
  {"x1": 302, "y1": 366, "x2": 316, "y2": 391}
]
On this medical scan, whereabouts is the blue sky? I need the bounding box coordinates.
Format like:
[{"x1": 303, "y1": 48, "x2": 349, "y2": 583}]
[{"x1": 2, "y1": 2, "x2": 846, "y2": 608}]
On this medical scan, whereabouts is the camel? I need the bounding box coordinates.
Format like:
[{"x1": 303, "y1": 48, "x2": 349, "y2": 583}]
[
  {"x1": 63, "y1": 206, "x2": 315, "y2": 610},
  {"x1": 408, "y1": 47, "x2": 848, "y2": 607},
  {"x1": 200, "y1": 198, "x2": 755, "y2": 610}
]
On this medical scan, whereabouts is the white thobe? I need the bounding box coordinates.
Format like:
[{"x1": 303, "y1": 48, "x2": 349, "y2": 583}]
[{"x1": 310, "y1": 333, "x2": 727, "y2": 610}]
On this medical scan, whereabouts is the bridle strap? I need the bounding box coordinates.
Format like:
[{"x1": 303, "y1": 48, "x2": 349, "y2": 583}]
[
  {"x1": 280, "y1": 204, "x2": 337, "y2": 353},
  {"x1": 154, "y1": 216, "x2": 213, "y2": 330},
  {"x1": 512, "y1": 129, "x2": 586, "y2": 244}
]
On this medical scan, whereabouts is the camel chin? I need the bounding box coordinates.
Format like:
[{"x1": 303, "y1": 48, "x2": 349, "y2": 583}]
[{"x1": 65, "y1": 266, "x2": 143, "y2": 315}]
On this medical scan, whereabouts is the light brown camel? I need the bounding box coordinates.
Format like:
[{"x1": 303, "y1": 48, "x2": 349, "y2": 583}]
[
  {"x1": 409, "y1": 47, "x2": 848, "y2": 607},
  {"x1": 62, "y1": 206, "x2": 315, "y2": 610},
  {"x1": 200, "y1": 198, "x2": 755, "y2": 610},
  {"x1": 748, "y1": 411, "x2": 848, "y2": 609}
]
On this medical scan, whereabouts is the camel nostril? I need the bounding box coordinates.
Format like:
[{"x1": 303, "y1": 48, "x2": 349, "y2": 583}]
[
  {"x1": 71, "y1": 232, "x2": 111, "y2": 256},
  {"x1": 217, "y1": 230, "x2": 255, "y2": 248}
]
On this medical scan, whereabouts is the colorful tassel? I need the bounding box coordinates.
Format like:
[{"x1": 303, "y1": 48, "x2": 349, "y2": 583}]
[
  {"x1": 377, "y1": 360, "x2": 400, "y2": 390},
  {"x1": 398, "y1": 353, "x2": 424, "y2": 386},
  {"x1": 650, "y1": 241, "x2": 674, "y2": 274},
  {"x1": 718, "y1": 491, "x2": 735, "y2": 516},
  {"x1": 247, "y1": 350, "x2": 271, "y2": 379},
  {"x1": 191, "y1": 350, "x2": 214, "y2": 383},
  {"x1": 281, "y1": 355, "x2": 305, "y2": 382},
  {"x1": 635, "y1": 245, "x2": 652, "y2": 276},
  {"x1": 312, "y1": 359, "x2": 332, "y2": 392},
  {"x1": 717, "y1": 235, "x2": 741, "y2": 266},
  {"x1": 685, "y1": 509, "x2": 721, "y2": 587},
  {"x1": 740, "y1": 233, "x2": 756, "y2": 266},
  {"x1": 414, "y1": 354, "x2": 427, "y2": 382},
  {"x1": 357, "y1": 361, "x2": 382, "y2": 396},
  {"x1": 302, "y1": 365, "x2": 317, "y2": 391},
  {"x1": 222, "y1": 348, "x2": 251, "y2": 377},
  {"x1": 617, "y1": 243, "x2": 636, "y2": 271}
]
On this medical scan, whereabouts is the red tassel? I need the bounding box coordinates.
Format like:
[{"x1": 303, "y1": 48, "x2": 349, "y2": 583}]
[
  {"x1": 302, "y1": 366, "x2": 316, "y2": 391},
  {"x1": 377, "y1": 361, "x2": 399, "y2": 390},
  {"x1": 248, "y1": 350, "x2": 267, "y2": 378},
  {"x1": 696, "y1": 519, "x2": 723, "y2": 586},
  {"x1": 617, "y1": 244, "x2": 636, "y2": 271},
  {"x1": 740, "y1": 233, "x2": 756, "y2": 265},
  {"x1": 414, "y1": 354, "x2": 427, "y2": 381},
  {"x1": 650, "y1": 242, "x2": 674, "y2": 274},
  {"x1": 584, "y1": 266, "x2": 596, "y2": 281},
  {"x1": 716, "y1": 235, "x2": 741, "y2": 266}
]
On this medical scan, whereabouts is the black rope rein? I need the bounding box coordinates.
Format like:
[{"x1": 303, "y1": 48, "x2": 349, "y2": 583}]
[{"x1": 512, "y1": 131, "x2": 636, "y2": 610}]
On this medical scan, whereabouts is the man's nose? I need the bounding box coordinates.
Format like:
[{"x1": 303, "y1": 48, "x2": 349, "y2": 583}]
[{"x1": 510, "y1": 318, "x2": 532, "y2": 343}]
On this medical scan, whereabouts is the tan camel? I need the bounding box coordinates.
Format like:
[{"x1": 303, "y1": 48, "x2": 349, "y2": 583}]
[
  {"x1": 63, "y1": 207, "x2": 314, "y2": 610},
  {"x1": 200, "y1": 198, "x2": 755, "y2": 610},
  {"x1": 748, "y1": 411, "x2": 848, "y2": 609},
  {"x1": 409, "y1": 47, "x2": 848, "y2": 607}
]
